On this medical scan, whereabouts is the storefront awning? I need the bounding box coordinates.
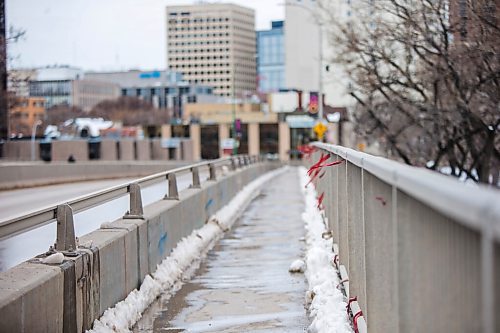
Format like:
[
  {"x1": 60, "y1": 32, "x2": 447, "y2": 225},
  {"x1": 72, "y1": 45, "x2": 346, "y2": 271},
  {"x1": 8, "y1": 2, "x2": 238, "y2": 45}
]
[{"x1": 286, "y1": 115, "x2": 315, "y2": 128}]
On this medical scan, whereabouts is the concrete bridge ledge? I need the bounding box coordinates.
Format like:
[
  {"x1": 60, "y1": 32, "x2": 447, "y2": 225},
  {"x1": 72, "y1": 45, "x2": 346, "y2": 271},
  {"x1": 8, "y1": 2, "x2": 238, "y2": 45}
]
[
  {"x1": 0, "y1": 262, "x2": 64, "y2": 332},
  {"x1": 0, "y1": 162, "x2": 278, "y2": 332}
]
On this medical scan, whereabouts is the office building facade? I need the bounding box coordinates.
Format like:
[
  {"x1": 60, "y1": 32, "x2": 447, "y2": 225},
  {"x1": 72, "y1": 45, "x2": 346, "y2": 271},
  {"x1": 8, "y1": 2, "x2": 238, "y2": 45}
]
[
  {"x1": 285, "y1": 0, "x2": 355, "y2": 108},
  {"x1": 86, "y1": 69, "x2": 217, "y2": 119},
  {"x1": 25, "y1": 67, "x2": 120, "y2": 111},
  {"x1": 285, "y1": 0, "x2": 320, "y2": 93},
  {"x1": 166, "y1": 3, "x2": 257, "y2": 98},
  {"x1": 257, "y1": 21, "x2": 285, "y2": 93}
]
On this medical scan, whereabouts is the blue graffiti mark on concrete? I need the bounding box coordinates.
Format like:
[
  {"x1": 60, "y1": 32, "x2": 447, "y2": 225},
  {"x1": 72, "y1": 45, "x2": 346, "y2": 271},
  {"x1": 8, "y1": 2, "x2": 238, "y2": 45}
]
[
  {"x1": 205, "y1": 198, "x2": 214, "y2": 211},
  {"x1": 158, "y1": 232, "x2": 168, "y2": 254}
]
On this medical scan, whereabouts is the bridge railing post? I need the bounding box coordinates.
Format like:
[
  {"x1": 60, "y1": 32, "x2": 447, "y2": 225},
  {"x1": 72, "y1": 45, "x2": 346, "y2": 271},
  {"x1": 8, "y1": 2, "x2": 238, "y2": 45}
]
[
  {"x1": 56, "y1": 204, "x2": 76, "y2": 252},
  {"x1": 208, "y1": 163, "x2": 217, "y2": 181},
  {"x1": 165, "y1": 173, "x2": 179, "y2": 200},
  {"x1": 124, "y1": 182, "x2": 144, "y2": 219},
  {"x1": 191, "y1": 167, "x2": 201, "y2": 188},
  {"x1": 230, "y1": 158, "x2": 237, "y2": 171}
]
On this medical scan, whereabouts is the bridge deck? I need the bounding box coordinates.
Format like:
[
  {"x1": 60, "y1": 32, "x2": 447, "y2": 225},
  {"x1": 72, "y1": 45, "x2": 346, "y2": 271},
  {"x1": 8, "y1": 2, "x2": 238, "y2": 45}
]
[{"x1": 134, "y1": 168, "x2": 310, "y2": 332}]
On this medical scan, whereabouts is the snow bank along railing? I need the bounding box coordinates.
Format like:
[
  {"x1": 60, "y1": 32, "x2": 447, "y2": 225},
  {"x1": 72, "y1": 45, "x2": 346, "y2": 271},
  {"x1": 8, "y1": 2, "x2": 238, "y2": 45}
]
[
  {"x1": 0, "y1": 155, "x2": 276, "y2": 332},
  {"x1": 311, "y1": 143, "x2": 500, "y2": 333}
]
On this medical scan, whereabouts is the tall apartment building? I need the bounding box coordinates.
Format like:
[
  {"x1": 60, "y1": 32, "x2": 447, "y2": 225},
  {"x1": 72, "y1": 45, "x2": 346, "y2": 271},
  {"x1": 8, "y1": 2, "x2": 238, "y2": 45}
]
[{"x1": 166, "y1": 3, "x2": 257, "y2": 98}]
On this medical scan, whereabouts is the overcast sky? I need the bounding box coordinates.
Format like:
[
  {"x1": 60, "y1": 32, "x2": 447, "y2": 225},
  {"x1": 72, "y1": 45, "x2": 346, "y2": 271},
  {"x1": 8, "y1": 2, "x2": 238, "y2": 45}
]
[{"x1": 6, "y1": 0, "x2": 284, "y2": 71}]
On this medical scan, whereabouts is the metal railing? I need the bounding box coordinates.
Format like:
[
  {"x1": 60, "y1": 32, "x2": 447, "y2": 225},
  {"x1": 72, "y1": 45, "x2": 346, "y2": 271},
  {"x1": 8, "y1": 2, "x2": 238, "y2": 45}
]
[
  {"x1": 0, "y1": 155, "x2": 262, "y2": 250},
  {"x1": 311, "y1": 143, "x2": 500, "y2": 333}
]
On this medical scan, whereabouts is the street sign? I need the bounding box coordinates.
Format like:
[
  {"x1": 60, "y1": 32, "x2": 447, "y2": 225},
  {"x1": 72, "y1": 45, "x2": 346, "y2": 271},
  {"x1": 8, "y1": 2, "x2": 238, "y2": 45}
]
[{"x1": 313, "y1": 121, "x2": 327, "y2": 140}]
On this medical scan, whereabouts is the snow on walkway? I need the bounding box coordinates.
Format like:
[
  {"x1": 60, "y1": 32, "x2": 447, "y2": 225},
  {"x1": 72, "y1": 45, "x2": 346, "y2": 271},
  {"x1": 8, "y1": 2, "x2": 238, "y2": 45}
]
[
  {"x1": 88, "y1": 165, "x2": 352, "y2": 333},
  {"x1": 299, "y1": 167, "x2": 353, "y2": 333},
  {"x1": 88, "y1": 167, "x2": 288, "y2": 333}
]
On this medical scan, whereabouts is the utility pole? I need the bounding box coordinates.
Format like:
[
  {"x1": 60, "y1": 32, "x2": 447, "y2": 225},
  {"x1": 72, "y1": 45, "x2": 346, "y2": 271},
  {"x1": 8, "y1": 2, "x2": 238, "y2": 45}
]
[{"x1": 0, "y1": 0, "x2": 8, "y2": 140}]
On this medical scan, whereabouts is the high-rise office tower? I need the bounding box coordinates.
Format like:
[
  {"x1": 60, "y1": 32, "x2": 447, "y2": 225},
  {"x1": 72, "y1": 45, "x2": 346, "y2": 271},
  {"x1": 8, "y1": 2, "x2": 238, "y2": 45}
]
[{"x1": 166, "y1": 3, "x2": 257, "y2": 98}]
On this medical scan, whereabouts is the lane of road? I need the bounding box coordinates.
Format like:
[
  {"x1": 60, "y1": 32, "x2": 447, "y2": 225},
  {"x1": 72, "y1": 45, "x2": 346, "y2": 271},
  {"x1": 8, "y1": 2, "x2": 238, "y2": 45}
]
[
  {"x1": 0, "y1": 170, "x2": 210, "y2": 272},
  {"x1": 0, "y1": 171, "x2": 209, "y2": 221},
  {"x1": 0, "y1": 178, "x2": 137, "y2": 220}
]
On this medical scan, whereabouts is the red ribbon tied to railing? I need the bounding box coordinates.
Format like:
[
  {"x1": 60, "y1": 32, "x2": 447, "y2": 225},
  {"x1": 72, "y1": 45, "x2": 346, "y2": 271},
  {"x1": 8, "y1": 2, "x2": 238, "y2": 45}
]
[
  {"x1": 297, "y1": 144, "x2": 317, "y2": 160},
  {"x1": 306, "y1": 153, "x2": 345, "y2": 187},
  {"x1": 353, "y1": 310, "x2": 364, "y2": 333},
  {"x1": 317, "y1": 192, "x2": 325, "y2": 209}
]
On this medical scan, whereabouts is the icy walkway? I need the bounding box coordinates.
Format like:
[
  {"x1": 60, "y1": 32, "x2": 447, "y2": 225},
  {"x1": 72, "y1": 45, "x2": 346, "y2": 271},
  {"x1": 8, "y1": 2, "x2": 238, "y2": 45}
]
[{"x1": 135, "y1": 168, "x2": 310, "y2": 332}]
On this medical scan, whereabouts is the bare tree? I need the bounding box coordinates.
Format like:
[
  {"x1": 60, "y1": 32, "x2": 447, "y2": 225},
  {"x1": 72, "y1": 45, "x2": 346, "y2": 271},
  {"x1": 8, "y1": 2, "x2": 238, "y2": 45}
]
[
  {"x1": 88, "y1": 96, "x2": 170, "y2": 126},
  {"x1": 320, "y1": 0, "x2": 499, "y2": 184},
  {"x1": 45, "y1": 104, "x2": 84, "y2": 126}
]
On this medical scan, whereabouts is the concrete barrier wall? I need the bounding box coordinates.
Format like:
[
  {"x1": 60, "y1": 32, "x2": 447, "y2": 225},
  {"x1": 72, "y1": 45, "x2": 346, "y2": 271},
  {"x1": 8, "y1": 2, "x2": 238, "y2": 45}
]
[
  {"x1": 51, "y1": 140, "x2": 89, "y2": 162},
  {"x1": 3, "y1": 141, "x2": 37, "y2": 161},
  {"x1": 151, "y1": 139, "x2": 168, "y2": 160},
  {"x1": 119, "y1": 140, "x2": 135, "y2": 161},
  {"x1": 0, "y1": 161, "x2": 189, "y2": 190},
  {"x1": 0, "y1": 163, "x2": 277, "y2": 332},
  {"x1": 100, "y1": 140, "x2": 118, "y2": 160},
  {"x1": 135, "y1": 140, "x2": 151, "y2": 161}
]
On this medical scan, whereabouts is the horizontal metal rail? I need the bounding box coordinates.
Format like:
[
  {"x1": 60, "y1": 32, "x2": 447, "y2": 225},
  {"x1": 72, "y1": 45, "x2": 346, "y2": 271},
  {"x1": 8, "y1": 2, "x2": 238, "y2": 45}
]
[
  {"x1": 314, "y1": 142, "x2": 500, "y2": 241},
  {"x1": 312, "y1": 143, "x2": 500, "y2": 333},
  {"x1": 0, "y1": 155, "x2": 261, "y2": 240}
]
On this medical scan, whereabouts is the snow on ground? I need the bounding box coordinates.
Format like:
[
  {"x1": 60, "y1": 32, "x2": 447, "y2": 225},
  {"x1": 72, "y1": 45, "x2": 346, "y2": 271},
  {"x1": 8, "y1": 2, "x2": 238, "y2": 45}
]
[
  {"x1": 299, "y1": 167, "x2": 353, "y2": 333},
  {"x1": 87, "y1": 166, "x2": 288, "y2": 333}
]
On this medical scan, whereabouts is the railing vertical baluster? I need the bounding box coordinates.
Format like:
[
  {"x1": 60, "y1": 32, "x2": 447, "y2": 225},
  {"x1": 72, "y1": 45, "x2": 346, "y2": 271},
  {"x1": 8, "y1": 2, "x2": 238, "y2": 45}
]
[
  {"x1": 124, "y1": 183, "x2": 144, "y2": 219},
  {"x1": 191, "y1": 167, "x2": 201, "y2": 188},
  {"x1": 208, "y1": 163, "x2": 217, "y2": 181},
  {"x1": 165, "y1": 173, "x2": 179, "y2": 200},
  {"x1": 230, "y1": 158, "x2": 237, "y2": 170},
  {"x1": 56, "y1": 204, "x2": 76, "y2": 252}
]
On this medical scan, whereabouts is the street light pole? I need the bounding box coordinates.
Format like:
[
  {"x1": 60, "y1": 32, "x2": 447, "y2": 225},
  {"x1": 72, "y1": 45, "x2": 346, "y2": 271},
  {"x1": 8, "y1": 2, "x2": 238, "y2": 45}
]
[
  {"x1": 318, "y1": 23, "x2": 323, "y2": 121},
  {"x1": 31, "y1": 120, "x2": 42, "y2": 161}
]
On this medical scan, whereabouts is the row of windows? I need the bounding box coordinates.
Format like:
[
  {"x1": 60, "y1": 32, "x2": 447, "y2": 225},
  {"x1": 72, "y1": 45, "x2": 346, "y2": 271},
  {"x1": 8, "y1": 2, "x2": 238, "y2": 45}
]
[
  {"x1": 170, "y1": 55, "x2": 230, "y2": 61},
  {"x1": 169, "y1": 41, "x2": 232, "y2": 48},
  {"x1": 168, "y1": 17, "x2": 230, "y2": 23},
  {"x1": 168, "y1": 45, "x2": 231, "y2": 54},
  {"x1": 174, "y1": 68, "x2": 232, "y2": 75},
  {"x1": 16, "y1": 100, "x2": 45, "y2": 108},
  {"x1": 169, "y1": 23, "x2": 253, "y2": 36},
  {"x1": 168, "y1": 25, "x2": 230, "y2": 32},
  {"x1": 29, "y1": 81, "x2": 72, "y2": 97},
  {"x1": 169, "y1": 32, "x2": 230, "y2": 39},
  {"x1": 190, "y1": 78, "x2": 232, "y2": 83},
  {"x1": 210, "y1": 85, "x2": 232, "y2": 90}
]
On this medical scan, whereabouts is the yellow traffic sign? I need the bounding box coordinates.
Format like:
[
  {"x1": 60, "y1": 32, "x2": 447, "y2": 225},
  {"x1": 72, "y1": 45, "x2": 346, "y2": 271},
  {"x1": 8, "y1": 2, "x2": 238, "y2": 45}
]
[{"x1": 313, "y1": 122, "x2": 327, "y2": 139}]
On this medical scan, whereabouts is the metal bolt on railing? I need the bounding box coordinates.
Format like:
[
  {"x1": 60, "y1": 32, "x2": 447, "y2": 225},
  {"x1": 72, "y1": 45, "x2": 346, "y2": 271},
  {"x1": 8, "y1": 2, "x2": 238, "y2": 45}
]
[
  {"x1": 165, "y1": 173, "x2": 179, "y2": 200},
  {"x1": 123, "y1": 183, "x2": 144, "y2": 219},
  {"x1": 55, "y1": 204, "x2": 76, "y2": 252},
  {"x1": 208, "y1": 163, "x2": 217, "y2": 181},
  {"x1": 191, "y1": 167, "x2": 201, "y2": 188}
]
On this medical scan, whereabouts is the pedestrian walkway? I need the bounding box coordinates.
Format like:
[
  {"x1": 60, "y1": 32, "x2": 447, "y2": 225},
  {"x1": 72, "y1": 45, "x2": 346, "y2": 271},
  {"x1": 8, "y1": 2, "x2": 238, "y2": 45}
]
[{"x1": 134, "y1": 168, "x2": 310, "y2": 332}]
